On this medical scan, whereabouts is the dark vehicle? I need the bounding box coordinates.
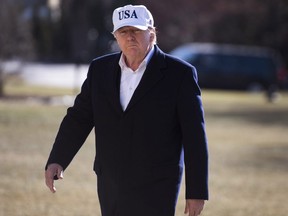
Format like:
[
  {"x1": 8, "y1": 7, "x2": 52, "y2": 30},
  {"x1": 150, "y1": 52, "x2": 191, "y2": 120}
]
[{"x1": 170, "y1": 43, "x2": 288, "y2": 100}]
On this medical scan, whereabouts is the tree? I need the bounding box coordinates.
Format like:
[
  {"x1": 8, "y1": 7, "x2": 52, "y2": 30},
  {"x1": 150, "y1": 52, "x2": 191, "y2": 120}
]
[
  {"x1": 136, "y1": 0, "x2": 288, "y2": 66},
  {"x1": 0, "y1": 0, "x2": 34, "y2": 97}
]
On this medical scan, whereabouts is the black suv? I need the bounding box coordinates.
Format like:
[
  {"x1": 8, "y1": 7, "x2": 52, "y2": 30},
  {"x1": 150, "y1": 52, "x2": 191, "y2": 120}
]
[{"x1": 170, "y1": 43, "x2": 288, "y2": 100}]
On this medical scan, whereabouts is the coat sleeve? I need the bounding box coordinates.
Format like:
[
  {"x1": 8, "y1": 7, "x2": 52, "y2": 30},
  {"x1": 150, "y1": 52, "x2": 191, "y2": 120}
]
[
  {"x1": 177, "y1": 66, "x2": 209, "y2": 200},
  {"x1": 45, "y1": 62, "x2": 95, "y2": 173}
]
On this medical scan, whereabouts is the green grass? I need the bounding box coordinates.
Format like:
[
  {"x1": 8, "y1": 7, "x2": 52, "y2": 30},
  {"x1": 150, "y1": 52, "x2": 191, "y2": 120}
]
[{"x1": 1, "y1": 82, "x2": 288, "y2": 216}]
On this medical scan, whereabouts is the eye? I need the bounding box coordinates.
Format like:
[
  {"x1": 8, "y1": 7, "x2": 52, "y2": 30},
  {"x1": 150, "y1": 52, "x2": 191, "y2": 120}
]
[
  {"x1": 133, "y1": 29, "x2": 141, "y2": 34},
  {"x1": 119, "y1": 30, "x2": 127, "y2": 36}
]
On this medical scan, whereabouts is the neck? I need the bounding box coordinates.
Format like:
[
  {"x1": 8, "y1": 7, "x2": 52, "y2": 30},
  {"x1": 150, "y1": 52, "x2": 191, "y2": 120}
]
[
  {"x1": 124, "y1": 46, "x2": 152, "y2": 71},
  {"x1": 124, "y1": 58, "x2": 142, "y2": 71}
]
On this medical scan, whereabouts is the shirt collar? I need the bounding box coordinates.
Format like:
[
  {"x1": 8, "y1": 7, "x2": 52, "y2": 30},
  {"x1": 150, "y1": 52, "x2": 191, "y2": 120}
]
[{"x1": 119, "y1": 45, "x2": 155, "y2": 71}]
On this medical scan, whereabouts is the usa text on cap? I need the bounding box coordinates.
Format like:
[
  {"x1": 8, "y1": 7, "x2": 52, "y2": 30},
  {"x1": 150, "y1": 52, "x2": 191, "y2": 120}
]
[{"x1": 112, "y1": 5, "x2": 154, "y2": 33}]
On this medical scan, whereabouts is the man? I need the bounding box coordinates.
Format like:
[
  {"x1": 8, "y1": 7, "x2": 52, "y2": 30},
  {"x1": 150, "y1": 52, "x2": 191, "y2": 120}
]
[{"x1": 45, "y1": 4, "x2": 208, "y2": 216}]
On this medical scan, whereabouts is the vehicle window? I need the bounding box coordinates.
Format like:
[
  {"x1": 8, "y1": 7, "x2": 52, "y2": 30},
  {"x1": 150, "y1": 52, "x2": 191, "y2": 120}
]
[
  {"x1": 193, "y1": 54, "x2": 220, "y2": 73},
  {"x1": 194, "y1": 54, "x2": 277, "y2": 76},
  {"x1": 220, "y1": 55, "x2": 276, "y2": 77}
]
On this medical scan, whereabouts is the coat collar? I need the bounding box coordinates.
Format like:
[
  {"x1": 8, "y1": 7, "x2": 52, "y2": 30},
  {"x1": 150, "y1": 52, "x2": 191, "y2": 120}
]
[
  {"x1": 109, "y1": 45, "x2": 167, "y2": 114},
  {"x1": 125, "y1": 45, "x2": 166, "y2": 112}
]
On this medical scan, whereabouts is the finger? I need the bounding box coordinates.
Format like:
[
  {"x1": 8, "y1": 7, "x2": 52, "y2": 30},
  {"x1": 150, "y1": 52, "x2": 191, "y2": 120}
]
[
  {"x1": 196, "y1": 205, "x2": 204, "y2": 215},
  {"x1": 184, "y1": 202, "x2": 189, "y2": 214},
  {"x1": 186, "y1": 206, "x2": 198, "y2": 216},
  {"x1": 191, "y1": 211, "x2": 197, "y2": 216},
  {"x1": 45, "y1": 164, "x2": 64, "y2": 193},
  {"x1": 189, "y1": 210, "x2": 195, "y2": 216},
  {"x1": 45, "y1": 170, "x2": 56, "y2": 193},
  {"x1": 57, "y1": 168, "x2": 64, "y2": 180}
]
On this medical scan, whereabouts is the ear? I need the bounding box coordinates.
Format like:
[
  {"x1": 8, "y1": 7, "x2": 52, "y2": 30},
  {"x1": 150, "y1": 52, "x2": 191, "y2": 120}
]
[{"x1": 149, "y1": 31, "x2": 155, "y2": 43}]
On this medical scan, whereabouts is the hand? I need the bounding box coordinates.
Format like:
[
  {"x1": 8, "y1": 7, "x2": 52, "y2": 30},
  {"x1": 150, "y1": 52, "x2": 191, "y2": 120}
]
[
  {"x1": 184, "y1": 199, "x2": 205, "y2": 216},
  {"x1": 45, "y1": 163, "x2": 64, "y2": 193}
]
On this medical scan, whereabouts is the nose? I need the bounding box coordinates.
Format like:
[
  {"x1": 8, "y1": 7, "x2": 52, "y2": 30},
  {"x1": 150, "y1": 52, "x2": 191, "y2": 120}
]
[{"x1": 127, "y1": 31, "x2": 135, "y2": 40}]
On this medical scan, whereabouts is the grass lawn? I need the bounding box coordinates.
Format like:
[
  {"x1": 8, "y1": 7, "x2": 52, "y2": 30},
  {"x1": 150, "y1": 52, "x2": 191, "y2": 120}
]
[{"x1": 1, "y1": 80, "x2": 288, "y2": 216}]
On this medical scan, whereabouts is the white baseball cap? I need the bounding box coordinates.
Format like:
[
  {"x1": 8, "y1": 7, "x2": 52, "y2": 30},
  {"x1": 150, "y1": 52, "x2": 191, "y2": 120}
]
[{"x1": 112, "y1": 5, "x2": 154, "y2": 33}]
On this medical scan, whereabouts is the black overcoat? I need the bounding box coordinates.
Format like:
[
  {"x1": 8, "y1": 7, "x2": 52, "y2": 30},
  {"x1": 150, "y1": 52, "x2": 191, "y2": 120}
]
[{"x1": 46, "y1": 45, "x2": 208, "y2": 216}]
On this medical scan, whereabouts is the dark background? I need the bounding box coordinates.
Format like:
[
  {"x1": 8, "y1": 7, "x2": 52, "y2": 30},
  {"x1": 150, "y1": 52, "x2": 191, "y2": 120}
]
[
  {"x1": 1, "y1": 0, "x2": 288, "y2": 96},
  {"x1": 1, "y1": 0, "x2": 287, "y2": 63}
]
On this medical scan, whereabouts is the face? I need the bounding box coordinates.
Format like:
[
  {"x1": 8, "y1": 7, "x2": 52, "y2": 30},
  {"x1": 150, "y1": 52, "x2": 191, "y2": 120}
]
[{"x1": 114, "y1": 26, "x2": 155, "y2": 62}]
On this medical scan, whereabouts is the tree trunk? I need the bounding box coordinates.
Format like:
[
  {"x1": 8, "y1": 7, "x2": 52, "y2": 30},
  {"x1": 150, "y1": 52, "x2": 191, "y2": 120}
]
[{"x1": 0, "y1": 70, "x2": 4, "y2": 97}]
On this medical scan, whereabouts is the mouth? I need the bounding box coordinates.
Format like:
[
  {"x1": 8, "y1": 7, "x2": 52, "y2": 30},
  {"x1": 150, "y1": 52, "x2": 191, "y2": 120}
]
[
  {"x1": 127, "y1": 45, "x2": 137, "y2": 48},
  {"x1": 127, "y1": 43, "x2": 138, "y2": 47}
]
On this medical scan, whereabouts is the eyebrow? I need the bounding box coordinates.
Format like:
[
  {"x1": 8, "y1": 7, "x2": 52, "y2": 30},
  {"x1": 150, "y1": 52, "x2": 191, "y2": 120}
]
[{"x1": 118, "y1": 27, "x2": 141, "y2": 31}]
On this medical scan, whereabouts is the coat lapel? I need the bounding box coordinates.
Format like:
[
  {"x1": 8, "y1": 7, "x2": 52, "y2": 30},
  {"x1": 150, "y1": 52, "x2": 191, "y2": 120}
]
[
  {"x1": 125, "y1": 46, "x2": 166, "y2": 112},
  {"x1": 104, "y1": 53, "x2": 123, "y2": 114}
]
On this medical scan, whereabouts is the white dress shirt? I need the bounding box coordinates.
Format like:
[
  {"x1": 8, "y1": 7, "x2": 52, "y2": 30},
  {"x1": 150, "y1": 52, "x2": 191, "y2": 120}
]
[{"x1": 119, "y1": 46, "x2": 155, "y2": 110}]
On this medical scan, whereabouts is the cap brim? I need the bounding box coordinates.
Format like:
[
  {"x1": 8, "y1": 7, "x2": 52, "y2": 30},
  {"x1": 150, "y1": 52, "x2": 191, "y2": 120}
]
[{"x1": 112, "y1": 24, "x2": 148, "y2": 33}]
